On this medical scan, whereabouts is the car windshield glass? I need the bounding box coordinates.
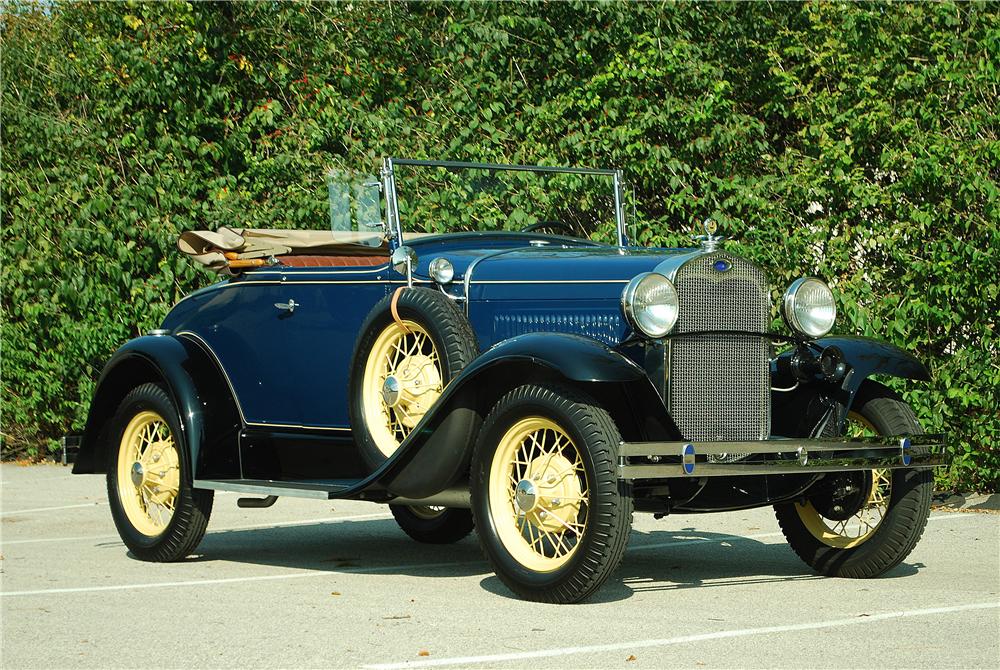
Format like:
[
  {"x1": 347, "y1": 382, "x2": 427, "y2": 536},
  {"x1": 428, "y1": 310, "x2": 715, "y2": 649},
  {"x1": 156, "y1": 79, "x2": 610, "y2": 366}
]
[
  {"x1": 325, "y1": 168, "x2": 385, "y2": 242},
  {"x1": 389, "y1": 160, "x2": 624, "y2": 245}
]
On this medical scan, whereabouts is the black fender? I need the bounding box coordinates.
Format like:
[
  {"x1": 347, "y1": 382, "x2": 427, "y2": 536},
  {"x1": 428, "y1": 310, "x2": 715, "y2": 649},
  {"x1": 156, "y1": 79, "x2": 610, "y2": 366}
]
[
  {"x1": 72, "y1": 335, "x2": 241, "y2": 480},
  {"x1": 772, "y1": 335, "x2": 930, "y2": 437},
  {"x1": 368, "y1": 333, "x2": 674, "y2": 498}
]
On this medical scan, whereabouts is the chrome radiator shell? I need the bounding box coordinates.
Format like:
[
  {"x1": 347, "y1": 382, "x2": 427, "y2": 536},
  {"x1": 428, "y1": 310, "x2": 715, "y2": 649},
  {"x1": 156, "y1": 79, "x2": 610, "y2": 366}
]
[{"x1": 666, "y1": 252, "x2": 771, "y2": 444}]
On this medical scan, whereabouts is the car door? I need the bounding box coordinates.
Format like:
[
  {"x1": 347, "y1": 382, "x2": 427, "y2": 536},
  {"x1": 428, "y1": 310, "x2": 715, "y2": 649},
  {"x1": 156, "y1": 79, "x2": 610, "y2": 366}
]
[{"x1": 272, "y1": 272, "x2": 388, "y2": 429}]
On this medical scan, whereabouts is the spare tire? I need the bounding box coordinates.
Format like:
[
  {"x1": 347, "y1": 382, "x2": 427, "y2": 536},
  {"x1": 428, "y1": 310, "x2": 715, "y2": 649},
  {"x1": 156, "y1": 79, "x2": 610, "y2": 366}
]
[{"x1": 348, "y1": 287, "x2": 478, "y2": 471}]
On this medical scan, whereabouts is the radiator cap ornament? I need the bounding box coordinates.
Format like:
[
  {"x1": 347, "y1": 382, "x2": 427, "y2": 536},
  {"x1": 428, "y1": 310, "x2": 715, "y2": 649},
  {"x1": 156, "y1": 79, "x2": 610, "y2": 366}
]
[{"x1": 696, "y1": 218, "x2": 725, "y2": 252}]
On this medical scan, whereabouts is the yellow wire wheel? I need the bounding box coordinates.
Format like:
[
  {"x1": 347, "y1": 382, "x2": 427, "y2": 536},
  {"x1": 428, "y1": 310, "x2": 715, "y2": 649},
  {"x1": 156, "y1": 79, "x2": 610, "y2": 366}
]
[
  {"x1": 115, "y1": 409, "x2": 180, "y2": 537},
  {"x1": 794, "y1": 411, "x2": 891, "y2": 549},
  {"x1": 488, "y1": 416, "x2": 589, "y2": 572},
  {"x1": 361, "y1": 319, "x2": 444, "y2": 457},
  {"x1": 472, "y1": 383, "x2": 634, "y2": 603},
  {"x1": 106, "y1": 383, "x2": 213, "y2": 562}
]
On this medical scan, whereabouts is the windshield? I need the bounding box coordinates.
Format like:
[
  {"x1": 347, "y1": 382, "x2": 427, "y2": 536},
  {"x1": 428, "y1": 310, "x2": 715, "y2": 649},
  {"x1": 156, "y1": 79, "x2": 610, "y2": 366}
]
[{"x1": 385, "y1": 159, "x2": 626, "y2": 245}]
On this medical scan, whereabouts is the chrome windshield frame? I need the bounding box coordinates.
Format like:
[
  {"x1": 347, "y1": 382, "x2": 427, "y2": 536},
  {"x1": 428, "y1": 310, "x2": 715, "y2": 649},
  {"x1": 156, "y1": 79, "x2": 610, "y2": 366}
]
[{"x1": 381, "y1": 156, "x2": 627, "y2": 249}]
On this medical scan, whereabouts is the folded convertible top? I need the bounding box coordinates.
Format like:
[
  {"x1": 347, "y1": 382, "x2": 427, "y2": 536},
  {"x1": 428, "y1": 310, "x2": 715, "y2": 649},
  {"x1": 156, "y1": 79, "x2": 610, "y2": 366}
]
[{"x1": 178, "y1": 227, "x2": 387, "y2": 273}]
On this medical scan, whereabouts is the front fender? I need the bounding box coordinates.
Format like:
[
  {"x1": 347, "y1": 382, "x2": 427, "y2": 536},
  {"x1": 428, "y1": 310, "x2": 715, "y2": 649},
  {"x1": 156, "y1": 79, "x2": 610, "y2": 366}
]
[
  {"x1": 73, "y1": 335, "x2": 240, "y2": 479},
  {"x1": 772, "y1": 335, "x2": 930, "y2": 437},
  {"x1": 814, "y1": 335, "x2": 930, "y2": 385},
  {"x1": 372, "y1": 333, "x2": 650, "y2": 498},
  {"x1": 461, "y1": 332, "x2": 647, "y2": 383}
]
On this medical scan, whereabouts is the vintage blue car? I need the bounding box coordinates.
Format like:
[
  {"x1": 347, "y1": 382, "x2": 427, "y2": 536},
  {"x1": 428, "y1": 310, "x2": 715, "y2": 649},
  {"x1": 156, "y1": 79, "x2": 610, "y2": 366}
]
[{"x1": 73, "y1": 158, "x2": 947, "y2": 603}]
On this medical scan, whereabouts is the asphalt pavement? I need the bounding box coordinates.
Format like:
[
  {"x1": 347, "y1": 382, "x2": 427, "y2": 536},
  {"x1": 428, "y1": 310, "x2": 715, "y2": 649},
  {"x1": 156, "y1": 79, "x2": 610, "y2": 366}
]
[{"x1": 2, "y1": 463, "x2": 998, "y2": 669}]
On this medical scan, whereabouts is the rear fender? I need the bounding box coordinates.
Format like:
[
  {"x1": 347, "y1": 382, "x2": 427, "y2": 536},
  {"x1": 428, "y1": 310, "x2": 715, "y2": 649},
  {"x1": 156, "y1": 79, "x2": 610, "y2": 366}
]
[
  {"x1": 73, "y1": 335, "x2": 241, "y2": 480},
  {"x1": 772, "y1": 335, "x2": 930, "y2": 437},
  {"x1": 376, "y1": 333, "x2": 676, "y2": 498}
]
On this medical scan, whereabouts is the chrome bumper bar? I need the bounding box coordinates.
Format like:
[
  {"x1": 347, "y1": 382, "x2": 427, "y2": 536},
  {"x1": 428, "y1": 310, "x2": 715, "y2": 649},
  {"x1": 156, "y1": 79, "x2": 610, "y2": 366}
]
[{"x1": 618, "y1": 434, "x2": 947, "y2": 480}]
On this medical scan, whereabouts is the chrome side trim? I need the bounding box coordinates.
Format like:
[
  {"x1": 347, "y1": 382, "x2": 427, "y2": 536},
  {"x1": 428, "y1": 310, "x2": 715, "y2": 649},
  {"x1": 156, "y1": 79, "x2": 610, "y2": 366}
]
[
  {"x1": 246, "y1": 422, "x2": 351, "y2": 432},
  {"x1": 252, "y1": 265, "x2": 390, "y2": 275},
  {"x1": 618, "y1": 434, "x2": 947, "y2": 480},
  {"x1": 462, "y1": 247, "x2": 531, "y2": 314},
  {"x1": 471, "y1": 278, "x2": 631, "y2": 285}
]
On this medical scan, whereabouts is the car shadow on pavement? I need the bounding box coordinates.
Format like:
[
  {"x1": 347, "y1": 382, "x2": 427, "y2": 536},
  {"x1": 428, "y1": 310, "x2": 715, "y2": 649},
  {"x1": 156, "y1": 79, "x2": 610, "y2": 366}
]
[
  {"x1": 620, "y1": 527, "x2": 919, "y2": 597},
  {"x1": 121, "y1": 518, "x2": 921, "y2": 601},
  {"x1": 160, "y1": 517, "x2": 490, "y2": 579},
  {"x1": 480, "y1": 527, "x2": 922, "y2": 603}
]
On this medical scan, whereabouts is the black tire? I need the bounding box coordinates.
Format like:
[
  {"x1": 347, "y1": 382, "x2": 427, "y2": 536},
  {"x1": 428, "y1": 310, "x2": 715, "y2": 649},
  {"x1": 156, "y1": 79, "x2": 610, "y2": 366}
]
[
  {"x1": 389, "y1": 505, "x2": 475, "y2": 544},
  {"x1": 774, "y1": 381, "x2": 932, "y2": 578},
  {"x1": 106, "y1": 383, "x2": 213, "y2": 561},
  {"x1": 471, "y1": 383, "x2": 633, "y2": 603},
  {"x1": 349, "y1": 287, "x2": 478, "y2": 471}
]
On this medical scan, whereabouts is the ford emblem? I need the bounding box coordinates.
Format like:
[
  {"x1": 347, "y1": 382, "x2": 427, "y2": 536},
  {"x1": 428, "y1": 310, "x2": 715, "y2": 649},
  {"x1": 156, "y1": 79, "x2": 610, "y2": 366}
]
[{"x1": 712, "y1": 259, "x2": 731, "y2": 273}]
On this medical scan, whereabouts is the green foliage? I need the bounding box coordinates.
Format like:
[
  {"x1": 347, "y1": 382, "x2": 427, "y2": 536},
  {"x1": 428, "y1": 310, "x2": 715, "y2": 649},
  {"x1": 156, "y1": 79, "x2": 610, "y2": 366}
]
[{"x1": 2, "y1": 1, "x2": 997, "y2": 489}]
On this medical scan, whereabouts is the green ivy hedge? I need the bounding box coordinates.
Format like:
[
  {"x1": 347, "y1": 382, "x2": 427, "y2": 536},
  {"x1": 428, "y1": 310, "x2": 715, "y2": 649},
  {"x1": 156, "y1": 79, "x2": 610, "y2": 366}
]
[{"x1": 3, "y1": 1, "x2": 997, "y2": 490}]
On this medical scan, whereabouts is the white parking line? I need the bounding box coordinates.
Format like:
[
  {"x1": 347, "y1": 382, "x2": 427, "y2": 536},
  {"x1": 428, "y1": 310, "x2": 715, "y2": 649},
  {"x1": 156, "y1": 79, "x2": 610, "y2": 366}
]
[
  {"x1": 0, "y1": 513, "x2": 977, "y2": 596},
  {"x1": 0, "y1": 502, "x2": 104, "y2": 517},
  {"x1": 0, "y1": 558, "x2": 483, "y2": 598},
  {"x1": 1, "y1": 512, "x2": 394, "y2": 546},
  {"x1": 363, "y1": 602, "x2": 1000, "y2": 670}
]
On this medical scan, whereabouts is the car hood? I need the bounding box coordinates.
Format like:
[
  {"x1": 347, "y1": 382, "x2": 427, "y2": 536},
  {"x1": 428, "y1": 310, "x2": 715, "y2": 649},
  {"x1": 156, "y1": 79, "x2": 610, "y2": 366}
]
[{"x1": 461, "y1": 246, "x2": 691, "y2": 284}]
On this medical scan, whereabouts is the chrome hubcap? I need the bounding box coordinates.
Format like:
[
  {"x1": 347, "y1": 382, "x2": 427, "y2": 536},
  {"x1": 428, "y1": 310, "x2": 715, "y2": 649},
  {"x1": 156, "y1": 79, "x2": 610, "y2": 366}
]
[
  {"x1": 514, "y1": 479, "x2": 538, "y2": 513},
  {"x1": 381, "y1": 376, "x2": 401, "y2": 407},
  {"x1": 130, "y1": 461, "x2": 144, "y2": 487}
]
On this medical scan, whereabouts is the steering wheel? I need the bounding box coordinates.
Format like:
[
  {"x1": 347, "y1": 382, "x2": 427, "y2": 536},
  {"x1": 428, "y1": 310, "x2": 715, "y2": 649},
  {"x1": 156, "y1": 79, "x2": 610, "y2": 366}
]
[{"x1": 519, "y1": 221, "x2": 578, "y2": 237}]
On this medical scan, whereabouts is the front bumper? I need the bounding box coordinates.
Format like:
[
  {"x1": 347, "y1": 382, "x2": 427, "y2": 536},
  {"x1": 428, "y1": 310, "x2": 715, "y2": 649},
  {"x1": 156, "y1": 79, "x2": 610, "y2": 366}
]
[{"x1": 618, "y1": 434, "x2": 947, "y2": 480}]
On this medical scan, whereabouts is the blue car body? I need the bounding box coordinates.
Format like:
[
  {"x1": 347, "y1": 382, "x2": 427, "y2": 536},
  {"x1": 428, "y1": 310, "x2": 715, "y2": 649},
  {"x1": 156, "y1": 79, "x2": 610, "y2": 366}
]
[
  {"x1": 72, "y1": 158, "x2": 953, "y2": 603},
  {"x1": 74, "y1": 158, "x2": 944, "y2": 516}
]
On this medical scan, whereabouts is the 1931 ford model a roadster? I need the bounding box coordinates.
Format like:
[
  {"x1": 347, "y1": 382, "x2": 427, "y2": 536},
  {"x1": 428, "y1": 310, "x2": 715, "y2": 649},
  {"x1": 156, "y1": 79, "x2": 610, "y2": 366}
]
[{"x1": 73, "y1": 158, "x2": 947, "y2": 603}]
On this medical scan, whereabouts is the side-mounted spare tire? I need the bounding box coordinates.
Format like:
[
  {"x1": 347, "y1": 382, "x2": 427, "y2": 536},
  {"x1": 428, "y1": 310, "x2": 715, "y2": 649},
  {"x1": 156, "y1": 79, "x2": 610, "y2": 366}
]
[{"x1": 348, "y1": 286, "x2": 478, "y2": 471}]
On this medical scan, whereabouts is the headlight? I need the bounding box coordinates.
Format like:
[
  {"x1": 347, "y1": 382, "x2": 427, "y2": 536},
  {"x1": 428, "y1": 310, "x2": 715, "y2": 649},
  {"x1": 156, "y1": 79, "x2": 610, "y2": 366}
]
[
  {"x1": 622, "y1": 272, "x2": 679, "y2": 338},
  {"x1": 428, "y1": 257, "x2": 454, "y2": 284},
  {"x1": 782, "y1": 277, "x2": 836, "y2": 338}
]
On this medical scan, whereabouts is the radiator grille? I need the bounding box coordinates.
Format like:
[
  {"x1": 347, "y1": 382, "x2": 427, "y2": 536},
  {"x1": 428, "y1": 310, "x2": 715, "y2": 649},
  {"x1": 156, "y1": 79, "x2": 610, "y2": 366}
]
[{"x1": 669, "y1": 252, "x2": 771, "y2": 443}]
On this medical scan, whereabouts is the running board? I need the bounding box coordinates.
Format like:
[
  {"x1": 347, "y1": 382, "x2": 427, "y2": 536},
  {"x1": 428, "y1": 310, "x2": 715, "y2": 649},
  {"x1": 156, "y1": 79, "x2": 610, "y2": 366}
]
[{"x1": 193, "y1": 479, "x2": 354, "y2": 500}]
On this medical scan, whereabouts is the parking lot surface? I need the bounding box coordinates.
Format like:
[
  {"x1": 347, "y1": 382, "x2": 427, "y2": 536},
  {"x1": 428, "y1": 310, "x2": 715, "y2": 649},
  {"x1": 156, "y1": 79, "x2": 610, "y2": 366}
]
[{"x1": 2, "y1": 463, "x2": 998, "y2": 669}]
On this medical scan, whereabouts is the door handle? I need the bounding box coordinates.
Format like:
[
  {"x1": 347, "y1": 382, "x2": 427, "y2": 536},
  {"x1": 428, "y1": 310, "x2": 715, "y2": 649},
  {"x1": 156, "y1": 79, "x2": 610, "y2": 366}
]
[{"x1": 274, "y1": 299, "x2": 299, "y2": 314}]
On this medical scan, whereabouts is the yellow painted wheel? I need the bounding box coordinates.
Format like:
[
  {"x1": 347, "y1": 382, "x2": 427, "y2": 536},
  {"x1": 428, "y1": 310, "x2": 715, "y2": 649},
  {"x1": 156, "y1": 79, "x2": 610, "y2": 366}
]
[
  {"x1": 794, "y1": 411, "x2": 891, "y2": 549},
  {"x1": 472, "y1": 384, "x2": 633, "y2": 602},
  {"x1": 488, "y1": 416, "x2": 589, "y2": 573},
  {"x1": 106, "y1": 383, "x2": 213, "y2": 562},
  {"x1": 115, "y1": 410, "x2": 180, "y2": 537},
  {"x1": 361, "y1": 319, "x2": 444, "y2": 457}
]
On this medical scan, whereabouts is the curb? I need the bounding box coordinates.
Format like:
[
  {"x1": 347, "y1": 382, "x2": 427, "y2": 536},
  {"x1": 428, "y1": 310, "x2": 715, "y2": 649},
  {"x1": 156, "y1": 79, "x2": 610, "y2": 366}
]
[{"x1": 931, "y1": 492, "x2": 1000, "y2": 513}]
